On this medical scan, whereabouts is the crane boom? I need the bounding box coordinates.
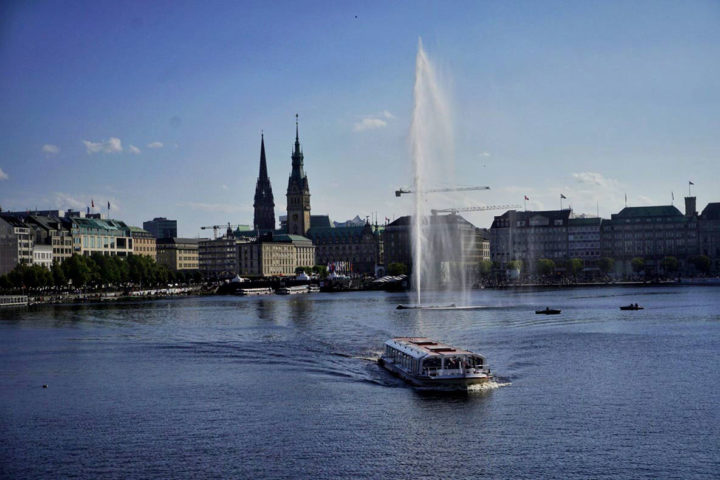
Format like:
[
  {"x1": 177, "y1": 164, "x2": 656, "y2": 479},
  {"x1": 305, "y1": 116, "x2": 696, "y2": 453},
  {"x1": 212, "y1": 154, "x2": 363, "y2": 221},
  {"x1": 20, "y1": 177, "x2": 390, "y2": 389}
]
[
  {"x1": 395, "y1": 186, "x2": 490, "y2": 197},
  {"x1": 430, "y1": 204, "x2": 521, "y2": 215}
]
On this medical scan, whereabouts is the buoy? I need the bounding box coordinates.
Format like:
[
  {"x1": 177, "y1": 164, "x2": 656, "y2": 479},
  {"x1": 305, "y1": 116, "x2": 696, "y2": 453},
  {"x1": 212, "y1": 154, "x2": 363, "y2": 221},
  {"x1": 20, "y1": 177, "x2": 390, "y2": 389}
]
[{"x1": 42, "y1": 384, "x2": 48, "y2": 388}]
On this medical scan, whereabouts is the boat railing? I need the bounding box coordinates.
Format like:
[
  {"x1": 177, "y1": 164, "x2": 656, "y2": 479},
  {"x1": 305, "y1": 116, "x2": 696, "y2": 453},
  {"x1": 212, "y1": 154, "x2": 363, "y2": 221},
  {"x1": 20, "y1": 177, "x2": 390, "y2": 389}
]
[{"x1": 424, "y1": 367, "x2": 489, "y2": 377}]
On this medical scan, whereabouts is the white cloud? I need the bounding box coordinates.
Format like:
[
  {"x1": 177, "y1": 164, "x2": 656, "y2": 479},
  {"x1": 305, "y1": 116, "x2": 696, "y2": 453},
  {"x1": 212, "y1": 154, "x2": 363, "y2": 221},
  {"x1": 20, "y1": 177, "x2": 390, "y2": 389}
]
[
  {"x1": 221, "y1": 184, "x2": 229, "y2": 190},
  {"x1": 42, "y1": 144, "x2": 60, "y2": 155},
  {"x1": 53, "y1": 192, "x2": 87, "y2": 210},
  {"x1": 0, "y1": 168, "x2": 8, "y2": 180},
  {"x1": 572, "y1": 171, "x2": 620, "y2": 189},
  {"x1": 147, "y1": 141, "x2": 164, "y2": 149},
  {"x1": 128, "y1": 145, "x2": 141, "y2": 155},
  {"x1": 354, "y1": 117, "x2": 388, "y2": 132},
  {"x1": 353, "y1": 110, "x2": 395, "y2": 132},
  {"x1": 480, "y1": 152, "x2": 491, "y2": 157},
  {"x1": 83, "y1": 137, "x2": 123, "y2": 154}
]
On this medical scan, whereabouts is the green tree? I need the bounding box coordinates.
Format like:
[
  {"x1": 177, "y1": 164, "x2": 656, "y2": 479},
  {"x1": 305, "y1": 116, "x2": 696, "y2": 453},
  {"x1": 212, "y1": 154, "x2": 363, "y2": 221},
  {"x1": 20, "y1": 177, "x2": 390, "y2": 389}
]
[
  {"x1": 388, "y1": 262, "x2": 408, "y2": 276},
  {"x1": 631, "y1": 257, "x2": 645, "y2": 274},
  {"x1": 689, "y1": 255, "x2": 711, "y2": 275},
  {"x1": 312, "y1": 265, "x2": 328, "y2": 277},
  {"x1": 660, "y1": 256, "x2": 679, "y2": 274},
  {"x1": 62, "y1": 254, "x2": 92, "y2": 287},
  {"x1": 478, "y1": 259, "x2": 493, "y2": 277},
  {"x1": 536, "y1": 258, "x2": 556, "y2": 277},
  {"x1": 506, "y1": 260, "x2": 523, "y2": 272},
  {"x1": 568, "y1": 258, "x2": 584, "y2": 277},
  {"x1": 599, "y1": 257, "x2": 615, "y2": 275},
  {"x1": 52, "y1": 261, "x2": 66, "y2": 286}
]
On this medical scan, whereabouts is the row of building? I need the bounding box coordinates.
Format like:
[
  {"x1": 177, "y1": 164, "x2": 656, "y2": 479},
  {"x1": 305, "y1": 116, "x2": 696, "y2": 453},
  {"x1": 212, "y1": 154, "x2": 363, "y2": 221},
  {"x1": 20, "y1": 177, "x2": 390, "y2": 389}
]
[
  {"x1": 2, "y1": 114, "x2": 718, "y2": 280},
  {"x1": 490, "y1": 196, "x2": 720, "y2": 276}
]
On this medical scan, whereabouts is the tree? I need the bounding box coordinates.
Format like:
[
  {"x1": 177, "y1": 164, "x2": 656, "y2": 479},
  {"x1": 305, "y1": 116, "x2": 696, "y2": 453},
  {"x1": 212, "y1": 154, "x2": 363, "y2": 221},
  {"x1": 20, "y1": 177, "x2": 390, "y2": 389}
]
[
  {"x1": 388, "y1": 262, "x2": 408, "y2": 276},
  {"x1": 312, "y1": 265, "x2": 328, "y2": 277},
  {"x1": 536, "y1": 258, "x2": 556, "y2": 277},
  {"x1": 660, "y1": 256, "x2": 679, "y2": 274},
  {"x1": 599, "y1": 257, "x2": 615, "y2": 275},
  {"x1": 62, "y1": 254, "x2": 92, "y2": 287},
  {"x1": 568, "y1": 258, "x2": 584, "y2": 277},
  {"x1": 631, "y1": 257, "x2": 645, "y2": 274},
  {"x1": 478, "y1": 259, "x2": 493, "y2": 277},
  {"x1": 506, "y1": 260, "x2": 523, "y2": 272},
  {"x1": 52, "y1": 262, "x2": 66, "y2": 287},
  {"x1": 689, "y1": 255, "x2": 711, "y2": 275}
]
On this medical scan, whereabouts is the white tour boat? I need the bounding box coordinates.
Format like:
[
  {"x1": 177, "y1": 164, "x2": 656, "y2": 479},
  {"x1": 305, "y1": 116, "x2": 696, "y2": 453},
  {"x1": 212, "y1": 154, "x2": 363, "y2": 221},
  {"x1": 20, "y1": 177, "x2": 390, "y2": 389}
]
[{"x1": 379, "y1": 337, "x2": 493, "y2": 390}]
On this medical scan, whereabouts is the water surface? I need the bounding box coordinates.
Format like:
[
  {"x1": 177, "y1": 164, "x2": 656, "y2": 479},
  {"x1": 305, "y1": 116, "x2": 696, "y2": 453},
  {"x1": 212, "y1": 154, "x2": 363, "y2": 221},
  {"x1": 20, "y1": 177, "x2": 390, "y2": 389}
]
[{"x1": 1, "y1": 286, "x2": 718, "y2": 478}]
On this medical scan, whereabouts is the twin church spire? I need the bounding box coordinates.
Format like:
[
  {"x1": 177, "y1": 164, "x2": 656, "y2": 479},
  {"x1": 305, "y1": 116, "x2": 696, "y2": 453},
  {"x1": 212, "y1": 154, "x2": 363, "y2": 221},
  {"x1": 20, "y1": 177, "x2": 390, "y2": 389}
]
[{"x1": 252, "y1": 115, "x2": 311, "y2": 235}]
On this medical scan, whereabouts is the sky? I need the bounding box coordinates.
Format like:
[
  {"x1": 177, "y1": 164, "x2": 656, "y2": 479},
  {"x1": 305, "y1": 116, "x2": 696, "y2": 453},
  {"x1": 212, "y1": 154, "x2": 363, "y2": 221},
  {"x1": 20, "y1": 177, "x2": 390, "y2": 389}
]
[{"x1": 1, "y1": 0, "x2": 719, "y2": 236}]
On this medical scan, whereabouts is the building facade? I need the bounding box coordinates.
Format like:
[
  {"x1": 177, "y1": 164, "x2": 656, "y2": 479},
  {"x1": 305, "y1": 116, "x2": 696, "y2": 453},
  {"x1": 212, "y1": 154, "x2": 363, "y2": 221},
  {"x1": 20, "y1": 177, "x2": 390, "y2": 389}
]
[
  {"x1": 699, "y1": 203, "x2": 720, "y2": 274},
  {"x1": 567, "y1": 217, "x2": 602, "y2": 268},
  {"x1": 25, "y1": 215, "x2": 73, "y2": 264},
  {"x1": 32, "y1": 244, "x2": 53, "y2": 269},
  {"x1": 0, "y1": 215, "x2": 34, "y2": 267},
  {"x1": 286, "y1": 116, "x2": 311, "y2": 236},
  {"x1": 490, "y1": 209, "x2": 572, "y2": 272},
  {"x1": 156, "y1": 238, "x2": 200, "y2": 271},
  {"x1": 142, "y1": 217, "x2": 177, "y2": 239},
  {"x1": 198, "y1": 236, "x2": 247, "y2": 278},
  {"x1": 600, "y1": 203, "x2": 698, "y2": 276},
  {"x1": 307, "y1": 223, "x2": 382, "y2": 275},
  {"x1": 253, "y1": 134, "x2": 276, "y2": 231},
  {"x1": 239, "y1": 234, "x2": 315, "y2": 277},
  {"x1": 130, "y1": 227, "x2": 157, "y2": 260},
  {"x1": 70, "y1": 217, "x2": 133, "y2": 257},
  {"x1": 384, "y1": 214, "x2": 484, "y2": 284},
  {"x1": 0, "y1": 216, "x2": 19, "y2": 275}
]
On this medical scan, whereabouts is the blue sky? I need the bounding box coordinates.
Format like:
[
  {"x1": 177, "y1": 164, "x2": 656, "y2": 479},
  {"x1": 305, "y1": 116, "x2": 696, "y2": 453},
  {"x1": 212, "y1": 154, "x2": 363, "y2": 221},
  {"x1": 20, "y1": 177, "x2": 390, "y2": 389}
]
[{"x1": 1, "y1": 0, "x2": 719, "y2": 235}]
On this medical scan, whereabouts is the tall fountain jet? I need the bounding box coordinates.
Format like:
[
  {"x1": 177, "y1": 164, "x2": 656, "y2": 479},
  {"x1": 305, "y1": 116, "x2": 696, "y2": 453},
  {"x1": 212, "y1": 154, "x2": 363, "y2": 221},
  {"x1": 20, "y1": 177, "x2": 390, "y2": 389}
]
[{"x1": 410, "y1": 38, "x2": 460, "y2": 306}]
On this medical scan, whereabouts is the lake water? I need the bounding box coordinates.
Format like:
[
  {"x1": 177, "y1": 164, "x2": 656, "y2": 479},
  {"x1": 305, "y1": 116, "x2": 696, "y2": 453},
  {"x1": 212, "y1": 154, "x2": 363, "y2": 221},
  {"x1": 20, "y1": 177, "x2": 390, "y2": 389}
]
[{"x1": 1, "y1": 286, "x2": 719, "y2": 479}]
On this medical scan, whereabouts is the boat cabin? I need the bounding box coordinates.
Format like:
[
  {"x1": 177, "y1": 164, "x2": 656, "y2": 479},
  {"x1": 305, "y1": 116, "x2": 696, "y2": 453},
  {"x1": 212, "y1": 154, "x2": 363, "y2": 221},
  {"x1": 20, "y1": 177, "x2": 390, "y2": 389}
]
[{"x1": 383, "y1": 337, "x2": 486, "y2": 377}]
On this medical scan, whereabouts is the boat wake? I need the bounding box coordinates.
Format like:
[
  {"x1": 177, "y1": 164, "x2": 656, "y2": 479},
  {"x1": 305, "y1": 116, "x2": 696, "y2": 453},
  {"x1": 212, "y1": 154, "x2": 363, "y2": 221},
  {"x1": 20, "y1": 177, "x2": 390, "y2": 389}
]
[
  {"x1": 396, "y1": 304, "x2": 490, "y2": 311},
  {"x1": 466, "y1": 380, "x2": 511, "y2": 392}
]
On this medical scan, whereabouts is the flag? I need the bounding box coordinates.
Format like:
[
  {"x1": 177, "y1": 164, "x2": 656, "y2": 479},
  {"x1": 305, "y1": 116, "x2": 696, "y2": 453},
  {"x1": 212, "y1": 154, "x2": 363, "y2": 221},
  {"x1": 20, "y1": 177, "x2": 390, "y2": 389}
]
[
  {"x1": 524, "y1": 195, "x2": 529, "y2": 201},
  {"x1": 672, "y1": 192, "x2": 674, "y2": 201},
  {"x1": 91, "y1": 199, "x2": 94, "y2": 208},
  {"x1": 560, "y1": 194, "x2": 567, "y2": 199},
  {"x1": 107, "y1": 201, "x2": 111, "y2": 210},
  {"x1": 689, "y1": 181, "x2": 694, "y2": 185}
]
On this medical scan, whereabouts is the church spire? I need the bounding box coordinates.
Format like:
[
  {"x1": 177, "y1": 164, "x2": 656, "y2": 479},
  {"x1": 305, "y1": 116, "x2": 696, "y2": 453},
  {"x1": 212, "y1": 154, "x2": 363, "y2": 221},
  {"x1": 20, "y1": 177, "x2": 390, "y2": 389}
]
[
  {"x1": 253, "y1": 132, "x2": 275, "y2": 231},
  {"x1": 286, "y1": 114, "x2": 310, "y2": 235},
  {"x1": 259, "y1": 132, "x2": 268, "y2": 179}
]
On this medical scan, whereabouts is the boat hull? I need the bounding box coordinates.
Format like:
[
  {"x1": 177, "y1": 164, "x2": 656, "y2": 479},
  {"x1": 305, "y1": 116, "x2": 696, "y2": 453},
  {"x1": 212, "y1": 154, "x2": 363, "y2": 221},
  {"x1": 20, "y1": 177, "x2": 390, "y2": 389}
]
[{"x1": 379, "y1": 358, "x2": 493, "y2": 390}]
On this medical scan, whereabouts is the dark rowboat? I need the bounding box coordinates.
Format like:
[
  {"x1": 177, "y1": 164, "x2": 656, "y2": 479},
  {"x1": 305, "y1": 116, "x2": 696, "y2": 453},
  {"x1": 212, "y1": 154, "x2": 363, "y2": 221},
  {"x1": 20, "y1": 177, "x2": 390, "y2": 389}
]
[
  {"x1": 620, "y1": 304, "x2": 644, "y2": 310},
  {"x1": 535, "y1": 308, "x2": 561, "y2": 315}
]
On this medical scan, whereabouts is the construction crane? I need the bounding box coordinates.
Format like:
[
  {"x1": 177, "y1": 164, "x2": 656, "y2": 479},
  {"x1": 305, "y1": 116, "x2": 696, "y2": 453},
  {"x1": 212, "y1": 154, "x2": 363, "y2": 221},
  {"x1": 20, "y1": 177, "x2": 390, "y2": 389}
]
[
  {"x1": 201, "y1": 223, "x2": 238, "y2": 239},
  {"x1": 430, "y1": 204, "x2": 521, "y2": 215},
  {"x1": 395, "y1": 186, "x2": 490, "y2": 197}
]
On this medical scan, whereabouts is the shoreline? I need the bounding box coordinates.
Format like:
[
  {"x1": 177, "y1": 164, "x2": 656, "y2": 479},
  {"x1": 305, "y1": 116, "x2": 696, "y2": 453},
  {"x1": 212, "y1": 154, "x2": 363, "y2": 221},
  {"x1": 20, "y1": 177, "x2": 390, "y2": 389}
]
[{"x1": 2, "y1": 278, "x2": 718, "y2": 308}]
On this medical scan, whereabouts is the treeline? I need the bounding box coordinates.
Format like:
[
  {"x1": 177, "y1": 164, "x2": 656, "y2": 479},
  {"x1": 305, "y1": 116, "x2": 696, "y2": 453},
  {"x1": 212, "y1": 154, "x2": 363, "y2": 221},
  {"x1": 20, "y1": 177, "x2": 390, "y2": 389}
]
[{"x1": 0, "y1": 253, "x2": 202, "y2": 291}]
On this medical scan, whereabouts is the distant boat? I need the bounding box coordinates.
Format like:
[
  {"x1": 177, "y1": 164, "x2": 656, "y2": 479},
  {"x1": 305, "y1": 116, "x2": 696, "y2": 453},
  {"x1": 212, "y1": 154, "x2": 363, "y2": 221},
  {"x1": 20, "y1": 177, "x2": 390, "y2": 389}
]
[
  {"x1": 535, "y1": 307, "x2": 561, "y2": 315},
  {"x1": 620, "y1": 304, "x2": 643, "y2": 310}
]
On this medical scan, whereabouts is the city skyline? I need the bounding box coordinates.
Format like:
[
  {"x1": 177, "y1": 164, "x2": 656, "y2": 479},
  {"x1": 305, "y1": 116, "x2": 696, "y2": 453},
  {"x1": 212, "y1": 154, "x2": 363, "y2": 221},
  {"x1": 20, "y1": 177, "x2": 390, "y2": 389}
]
[{"x1": 1, "y1": 1, "x2": 719, "y2": 236}]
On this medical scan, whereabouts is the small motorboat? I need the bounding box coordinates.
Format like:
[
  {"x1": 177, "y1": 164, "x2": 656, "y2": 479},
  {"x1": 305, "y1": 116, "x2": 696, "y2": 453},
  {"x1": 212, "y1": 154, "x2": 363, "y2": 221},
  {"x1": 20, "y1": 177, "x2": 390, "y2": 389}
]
[
  {"x1": 535, "y1": 307, "x2": 561, "y2": 315},
  {"x1": 620, "y1": 304, "x2": 644, "y2": 310}
]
